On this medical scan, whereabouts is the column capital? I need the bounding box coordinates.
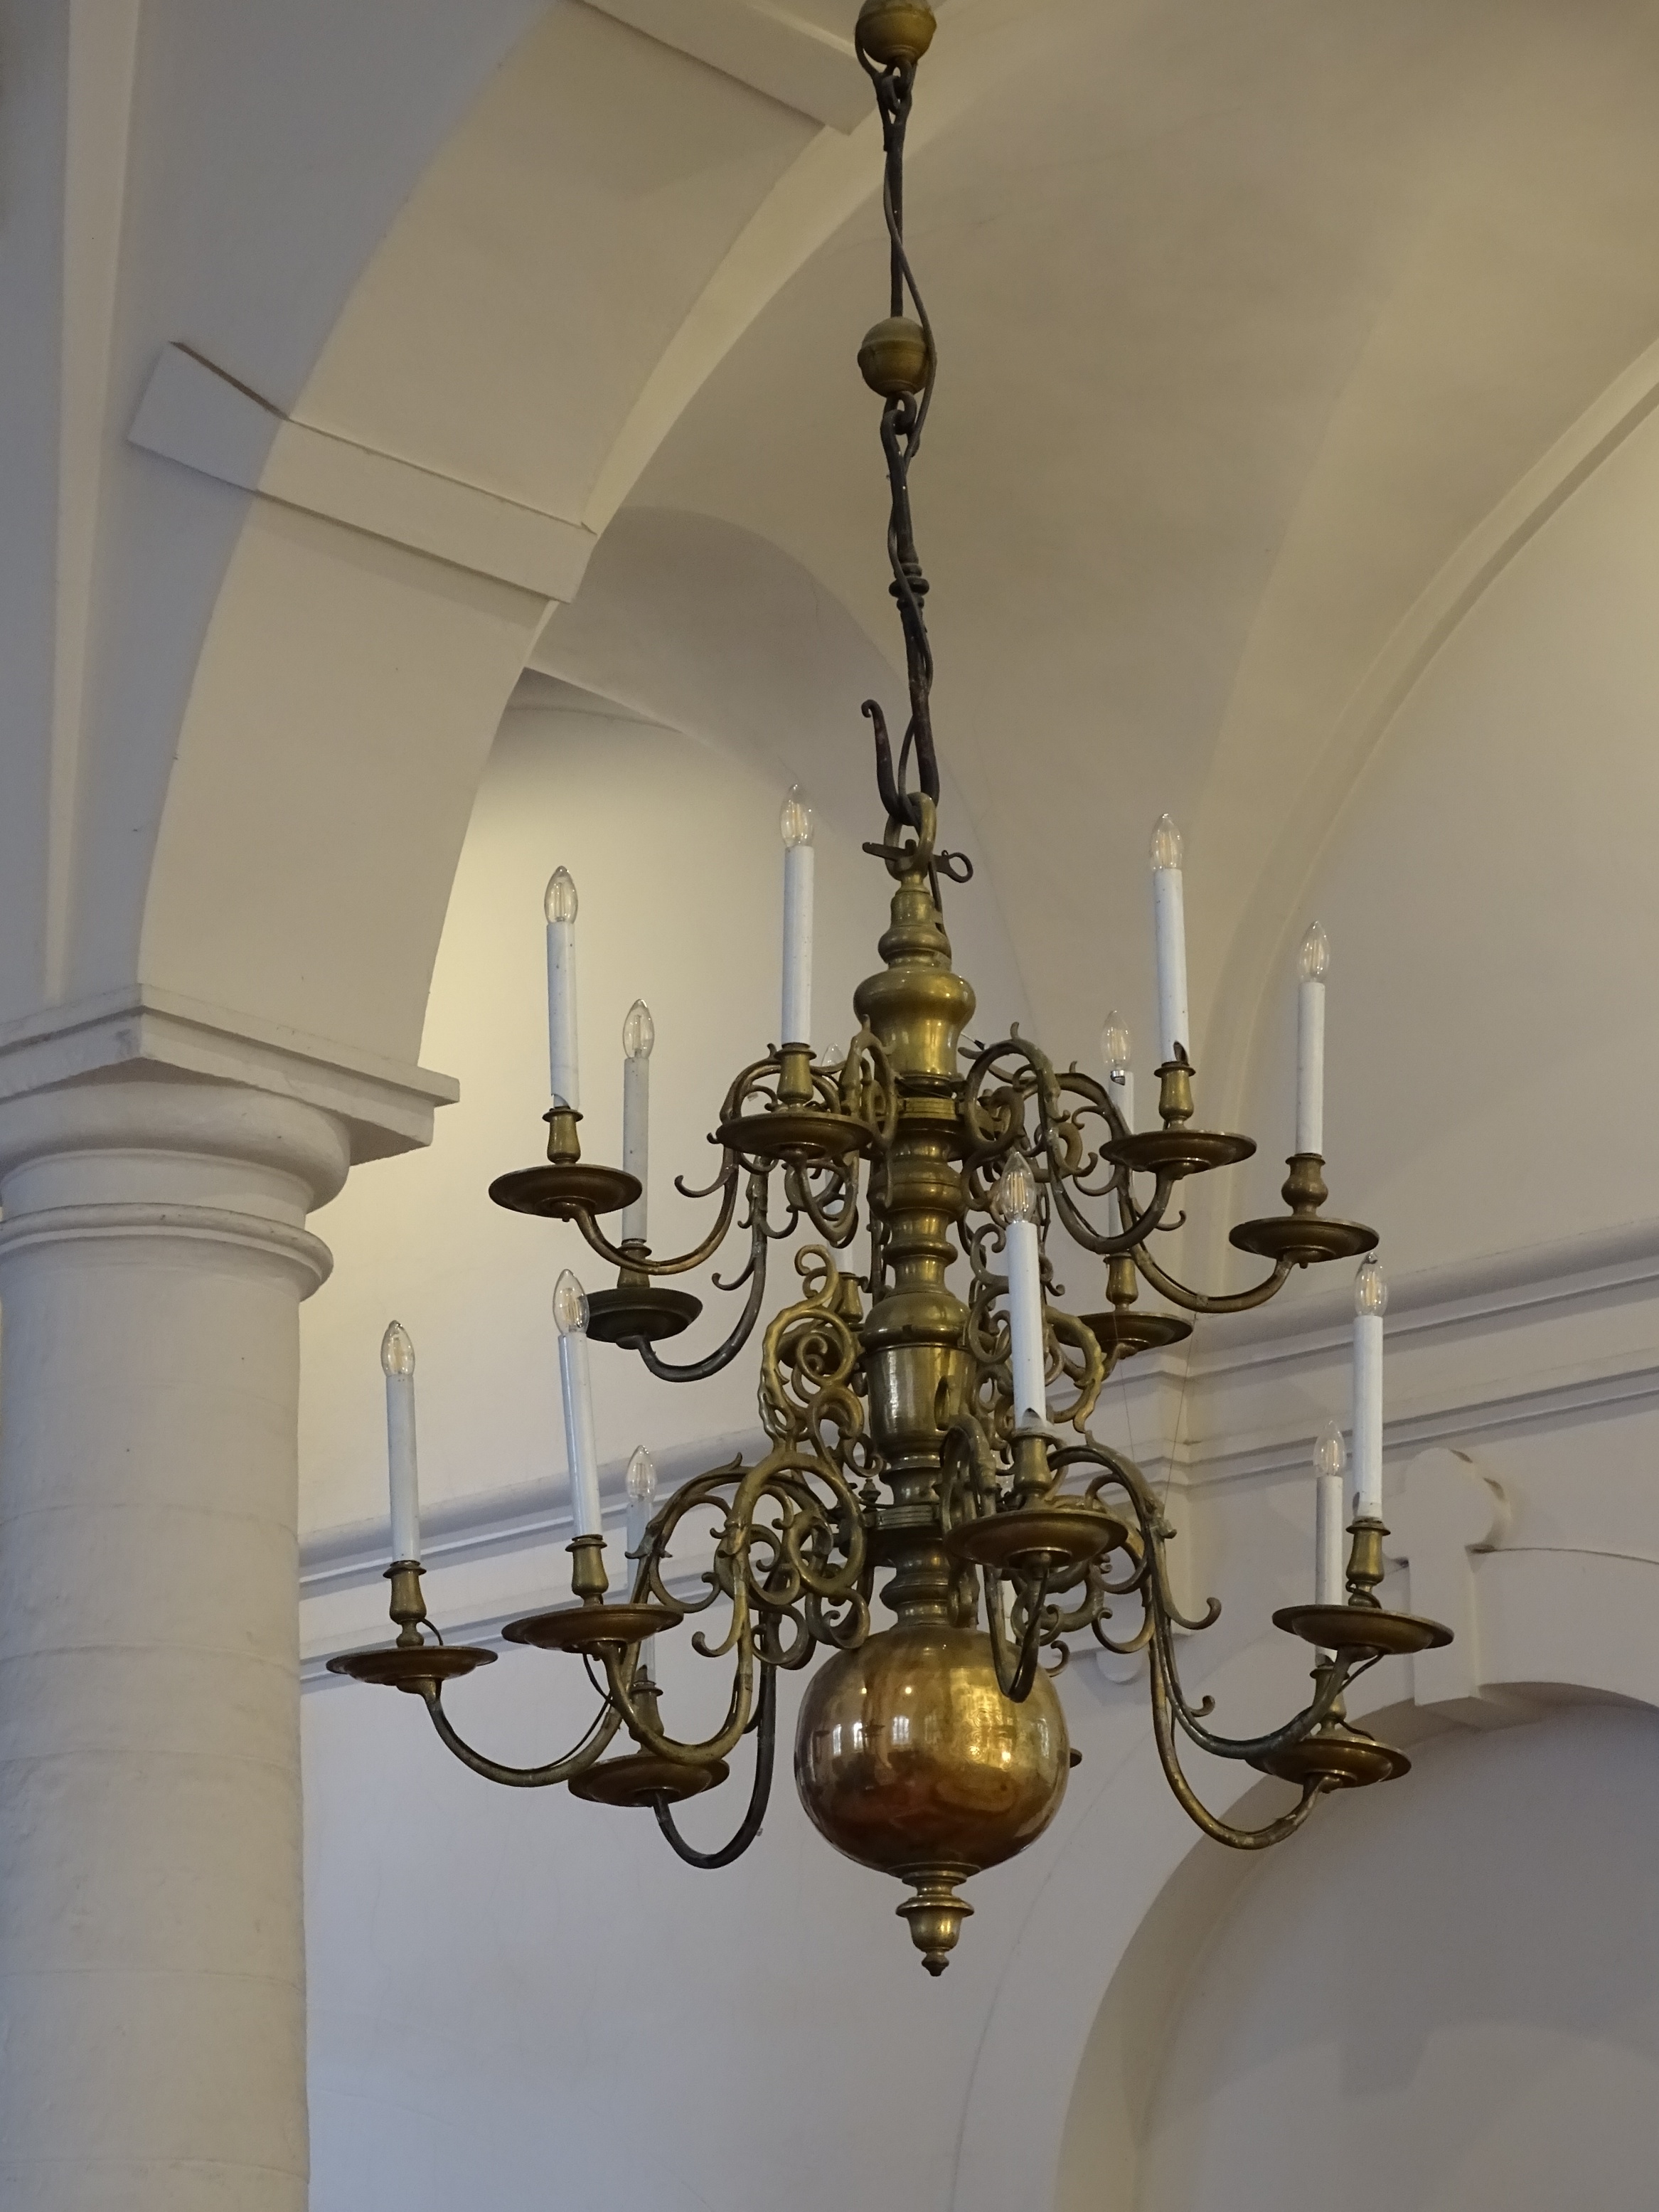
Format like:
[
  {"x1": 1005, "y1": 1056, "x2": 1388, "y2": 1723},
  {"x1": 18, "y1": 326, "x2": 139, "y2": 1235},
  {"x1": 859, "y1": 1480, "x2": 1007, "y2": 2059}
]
[{"x1": 0, "y1": 985, "x2": 457, "y2": 1164}]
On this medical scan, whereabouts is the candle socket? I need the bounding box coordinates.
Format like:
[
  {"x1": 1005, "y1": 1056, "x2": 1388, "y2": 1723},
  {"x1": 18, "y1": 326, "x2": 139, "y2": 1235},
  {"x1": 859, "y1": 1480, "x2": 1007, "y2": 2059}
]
[
  {"x1": 1344, "y1": 1517, "x2": 1387, "y2": 1609},
  {"x1": 617, "y1": 1238, "x2": 649, "y2": 1287},
  {"x1": 1156, "y1": 1053, "x2": 1195, "y2": 1129},
  {"x1": 545, "y1": 1105, "x2": 582, "y2": 1164},
  {"x1": 1106, "y1": 1250, "x2": 1138, "y2": 1307},
  {"x1": 1281, "y1": 1152, "x2": 1329, "y2": 1216},
  {"x1": 777, "y1": 1042, "x2": 816, "y2": 1106},
  {"x1": 1009, "y1": 1428, "x2": 1055, "y2": 1509},
  {"x1": 385, "y1": 1560, "x2": 429, "y2": 1648},
  {"x1": 569, "y1": 1531, "x2": 610, "y2": 1605}
]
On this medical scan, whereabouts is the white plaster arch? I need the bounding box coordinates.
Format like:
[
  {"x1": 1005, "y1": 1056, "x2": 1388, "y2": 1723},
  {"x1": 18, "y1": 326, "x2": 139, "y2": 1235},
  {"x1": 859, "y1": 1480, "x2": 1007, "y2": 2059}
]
[{"x1": 950, "y1": 1544, "x2": 1659, "y2": 2212}]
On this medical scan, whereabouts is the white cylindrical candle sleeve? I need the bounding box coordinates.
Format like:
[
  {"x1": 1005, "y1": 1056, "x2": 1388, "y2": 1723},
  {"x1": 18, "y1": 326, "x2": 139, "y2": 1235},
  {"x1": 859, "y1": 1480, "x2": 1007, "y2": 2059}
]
[
  {"x1": 1296, "y1": 924, "x2": 1330, "y2": 1156},
  {"x1": 620, "y1": 1000, "x2": 654, "y2": 1247},
  {"x1": 1313, "y1": 1420, "x2": 1347, "y2": 1606},
  {"x1": 380, "y1": 1321, "x2": 420, "y2": 1563},
  {"x1": 1315, "y1": 1473, "x2": 1345, "y2": 1605},
  {"x1": 995, "y1": 1153, "x2": 1047, "y2": 1426},
  {"x1": 554, "y1": 1271, "x2": 604, "y2": 1540},
  {"x1": 1006, "y1": 1218, "x2": 1047, "y2": 1425},
  {"x1": 780, "y1": 786, "x2": 815, "y2": 1047},
  {"x1": 545, "y1": 868, "x2": 580, "y2": 1112},
  {"x1": 1351, "y1": 1260, "x2": 1387, "y2": 1521},
  {"x1": 1148, "y1": 817, "x2": 1189, "y2": 1064}
]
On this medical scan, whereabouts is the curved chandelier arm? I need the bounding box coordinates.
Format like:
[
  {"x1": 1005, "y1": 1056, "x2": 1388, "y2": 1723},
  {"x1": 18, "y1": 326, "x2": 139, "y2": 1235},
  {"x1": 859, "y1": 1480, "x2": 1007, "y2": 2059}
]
[
  {"x1": 599, "y1": 1606, "x2": 759, "y2": 1769},
  {"x1": 651, "y1": 1663, "x2": 778, "y2": 1869},
  {"x1": 571, "y1": 1160, "x2": 742, "y2": 1278},
  {"x1": 417, "y1": 1681, "x2": 624, "y2": 1789},
  {"x1": 1143, "y1": 1641, "x2": 1329, "y2": 1849},
  {"x1": 1131, "y1": 1240, "x2": 1293, "y2": 1316},
  {"x1": 637, "y1": 1176, "x2": 775, "y2": 1383}
]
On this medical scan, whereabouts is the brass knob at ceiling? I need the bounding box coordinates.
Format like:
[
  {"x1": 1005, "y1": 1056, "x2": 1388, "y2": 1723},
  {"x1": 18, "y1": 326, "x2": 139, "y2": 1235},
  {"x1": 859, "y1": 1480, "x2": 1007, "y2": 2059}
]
[
  {"x1": 855, "y1": 0, "x2": 937, "y2": 68},
  {"x1": 858, "y1": 315, "x2": 931, "y2": 397}
]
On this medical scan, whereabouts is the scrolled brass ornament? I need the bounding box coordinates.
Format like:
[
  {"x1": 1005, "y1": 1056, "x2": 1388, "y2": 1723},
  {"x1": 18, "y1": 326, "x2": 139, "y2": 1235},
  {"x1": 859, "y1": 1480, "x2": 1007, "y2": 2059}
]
[{"x1": 331, "y1": 4, "x2": 1450, "y2": 1969}]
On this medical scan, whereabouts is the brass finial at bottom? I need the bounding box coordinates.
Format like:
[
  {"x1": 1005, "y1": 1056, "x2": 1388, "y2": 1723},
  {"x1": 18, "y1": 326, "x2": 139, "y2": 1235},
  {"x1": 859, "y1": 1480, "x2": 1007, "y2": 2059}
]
[{"x1": 897, "y1": 1866, "x2": 974, "y2": 1975}]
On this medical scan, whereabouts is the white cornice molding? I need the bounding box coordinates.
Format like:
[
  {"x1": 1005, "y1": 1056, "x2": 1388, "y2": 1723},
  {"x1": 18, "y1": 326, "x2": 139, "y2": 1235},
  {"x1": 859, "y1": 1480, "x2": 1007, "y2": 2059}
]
[
  {"x1": 0, "y1": 984, "x2": 458, "y2": 1162},
  {"x1": 580, "y1": 0, "x2": 870, "y2": 132},
  {"x1": 129, "y1": 344, "x2": 597, "y2": 602}
]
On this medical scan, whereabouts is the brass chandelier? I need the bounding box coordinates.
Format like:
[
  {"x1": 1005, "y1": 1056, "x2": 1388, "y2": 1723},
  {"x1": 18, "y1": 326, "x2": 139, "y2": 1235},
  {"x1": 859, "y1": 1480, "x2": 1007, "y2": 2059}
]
[{"x1": 334, "y1": 0, "x2": 1451, "y2": 1973}]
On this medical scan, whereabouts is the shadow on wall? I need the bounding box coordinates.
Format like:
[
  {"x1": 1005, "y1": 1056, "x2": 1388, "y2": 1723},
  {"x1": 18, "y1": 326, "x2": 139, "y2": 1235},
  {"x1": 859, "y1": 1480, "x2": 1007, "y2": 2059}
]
[{"x1": 1060, "y1": 1707, "x2": 1659, "y2": 2212}]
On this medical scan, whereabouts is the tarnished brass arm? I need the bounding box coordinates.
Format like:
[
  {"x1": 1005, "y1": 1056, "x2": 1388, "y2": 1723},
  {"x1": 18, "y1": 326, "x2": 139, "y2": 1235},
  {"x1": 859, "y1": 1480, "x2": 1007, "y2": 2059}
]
[{"x1": 418, "y1": 1682, "x2": 624, "y2": 1788}]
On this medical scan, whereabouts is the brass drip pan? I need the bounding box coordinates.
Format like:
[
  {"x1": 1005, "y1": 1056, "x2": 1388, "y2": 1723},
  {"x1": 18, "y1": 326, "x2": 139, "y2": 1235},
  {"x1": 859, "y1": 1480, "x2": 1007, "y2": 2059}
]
[
  {"x1": 489, "y1": 1163, "x2": 641, "y2": 1220},
  {"x1": 569, "y1": 1752, "x2": 731, "y2": 1808},
  {"x1": 326, "y1": 1643, "x2": 497, "y2": 1695},
  {"x1": 946, "y1": 1502, "x2": 1128, "y2": 1574},
  {"x1": 1078, "y1": 1308, "x2": 1193, "y2": 1359},
  {"x1": 587, "y1": 1285, "x2": 702, "y2": 1345},
  {"x1": 1229, "y1": 1213, "x2": 1377, "y2": 1266},
  {"x1": 714, "y1": 1107, "x2": 876, "y2": 1164},
  {"x1": 1274, "y1": 1603, "x2": 1453, "y2": 1658},
  {"x1": 1252, "y1": 1723, "x2": 1410, "y2": 1790},
  {"x1": 1101, "y1": 1129, "x2": 1254, "y2": 1180},
  {"x1": 501, "y1": 1600, "x2": 684, "y2": 1653}
]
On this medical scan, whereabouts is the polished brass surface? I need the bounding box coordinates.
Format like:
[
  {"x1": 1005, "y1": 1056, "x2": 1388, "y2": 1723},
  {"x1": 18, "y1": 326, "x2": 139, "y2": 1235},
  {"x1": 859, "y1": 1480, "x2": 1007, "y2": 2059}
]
[
  {"x1": 570, "y1": 1752, "x2": 731, "y2": 1807},
  {"x1": 945, "y1": 1501, "x2": 1126, "y2": 1573},
  {"x1": 1103, "y1": 1127, "x2": 1255, "y2": 1179},
  {"x1": 586, "y1": 1282, "x2": 702, "y2": 1345},
  {"x1": 489, "y1": 1161, "x2": 640, "y2": 1220},
  {"x1": 327, "y1": 1643, "x2": 497, "y2": 1694},
  {"x1": 794, "y1": 1622, "x2": 1069, "y2": 1882},
  {"x1": 859, "y1": 315, "x2": 930, "y2": 396},
  {"x1": 1274, "y1": 1603, "x2": 1453, "y2": 1658},
  {"x1": 855, "y1": 0, "x2": 937, "y2": 65},
  {"x1": 502, "y1": 1600, "x2": 683, "y2": 1652}
]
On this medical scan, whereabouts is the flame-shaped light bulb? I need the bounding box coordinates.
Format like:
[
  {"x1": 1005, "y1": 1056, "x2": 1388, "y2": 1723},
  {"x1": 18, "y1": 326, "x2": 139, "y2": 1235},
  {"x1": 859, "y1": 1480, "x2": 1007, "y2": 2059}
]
[
  {"x1": 622, "y1": 999, "x2": 655, "y2": 1062},
  {"x1": 545, "y1": 867, "x2": 578, "y2": 925},
  {"x1": 1354, "y1": 1257, "x2": 1387, "y2": 1317},
  {"x1": 1100, "y1": 1010, "x2": 1131, "y2": 1082},
  {"x1": 380, "y1": 1320, "x2": 415, "y2": 1376},
  {"x1": 1298, "y1": 922, "x2": 1330, "y2": 983},
  {"x1": 626, "y1": 1445, "x2": 656, "y2": 1511},
  {"x1": 1313, "y1": 1419, "x2": 1345, "y2": 1478},
  {"x1": 996, "y1": 1150, "x2": 1040, "y2": 1225},
  {"x1": 780, "y1": 784, "x2": 814, "y2": 849},
  {"x1": 1149, "y1": 814, "x2": 1183, "y2": 873},
  {"x1": 553, "y1": 1269, "x2": 590, "y2": 1337}
]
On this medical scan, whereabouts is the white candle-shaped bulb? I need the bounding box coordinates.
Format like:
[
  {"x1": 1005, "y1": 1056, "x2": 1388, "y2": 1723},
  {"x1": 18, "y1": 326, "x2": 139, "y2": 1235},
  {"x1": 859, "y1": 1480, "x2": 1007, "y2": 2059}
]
[
  {"x1": 1100, "y1": 1008, "x2": 1134, "y2": 1132},
  {"x1": 1296, "y1": 922, "x2": 1330, "y2": 1158},
  {"x1": 553, "y1": 1269, "x2": 604, "y2": 1541},
  {"x1": 626, "y1": 1444, "x2": 657, "y2": 1560},
  {"x1": 1351, "y1": 1258, "x2": 1387, "y2": 1524},
  {"x1": 1313, "y1": 1419, "x2": 1346, "y2": 1606},
  {"x1": 620, "y1": 999, "x2": 654, "y2": 1247},
  {"x1": 996, "y1": 1151, "x2": 1047, "y2": 1427},
  {"x1": 381, "y1": 1320, "x2": 420, "y2": 1563},
  {"x1": 780, "y1": 784, "x2": 815, "y2": 1048},
  {"x1": 1148, "y1": 814, "x2": 1190, "y2": 1066},
  {"x1": 545, "y1": 867, "x2": 580, "y2": 1112}
]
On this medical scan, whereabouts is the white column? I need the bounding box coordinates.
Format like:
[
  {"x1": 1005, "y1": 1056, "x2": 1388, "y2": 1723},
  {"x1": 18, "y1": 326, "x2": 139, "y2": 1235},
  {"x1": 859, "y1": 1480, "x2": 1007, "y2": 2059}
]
[{"x1": 0, "y1": 1078, "x2": 347, "y2": 2212}]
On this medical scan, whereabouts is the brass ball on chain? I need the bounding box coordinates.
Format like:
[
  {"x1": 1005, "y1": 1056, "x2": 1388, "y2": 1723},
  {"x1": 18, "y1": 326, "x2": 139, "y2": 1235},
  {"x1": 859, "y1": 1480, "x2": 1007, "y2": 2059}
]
[
  {"x1": 855, "y1": 0, "x2": 937, "y2": 68},
  {"x1": 858, "y1": 314, "x2": 931, "y2": 397}
]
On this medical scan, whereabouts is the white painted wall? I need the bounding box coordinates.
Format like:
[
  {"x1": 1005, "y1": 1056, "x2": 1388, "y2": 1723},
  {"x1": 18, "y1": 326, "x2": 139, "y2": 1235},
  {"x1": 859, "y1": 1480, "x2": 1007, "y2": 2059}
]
[{"x1": 1129, "y1": 1710, "x2": 1659, "y2": 2212}]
